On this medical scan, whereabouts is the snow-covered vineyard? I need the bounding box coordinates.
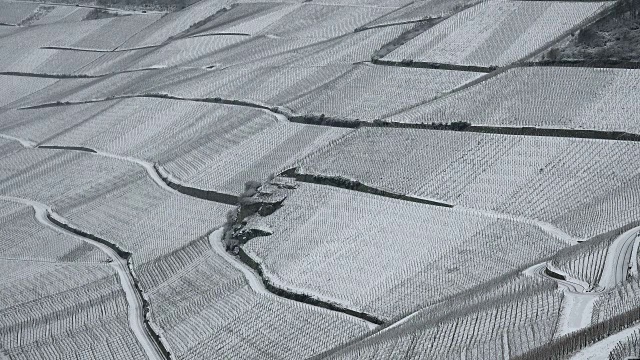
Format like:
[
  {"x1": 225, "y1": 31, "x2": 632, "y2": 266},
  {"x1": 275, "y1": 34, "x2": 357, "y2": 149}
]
[{"x1": 1, "y1": 0, "x2": 640, "y2": 358}]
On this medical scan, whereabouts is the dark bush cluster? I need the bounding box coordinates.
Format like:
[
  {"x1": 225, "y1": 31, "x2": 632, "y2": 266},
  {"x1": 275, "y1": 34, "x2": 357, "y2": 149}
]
[
  {"x1": 96, "y1": 0, "x2": 187, "y2": 11},
  {"x1": 370, "y1": 119, "x2": 471, "y2": 131},
  {"x1": 290, "y1": 114, "x2": 361, "y2": 128},
  {"x1": 84, "y1": 9, "x2": 121, "y2": 20},
  {"x1": 222, "y1": 180, "x2": 286, "y2": 252}
]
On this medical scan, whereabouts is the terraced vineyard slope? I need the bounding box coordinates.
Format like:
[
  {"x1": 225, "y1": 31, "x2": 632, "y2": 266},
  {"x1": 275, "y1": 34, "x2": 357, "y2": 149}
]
[{"x1": 2, "y1": 0, "x2": 640, "y2": 358}]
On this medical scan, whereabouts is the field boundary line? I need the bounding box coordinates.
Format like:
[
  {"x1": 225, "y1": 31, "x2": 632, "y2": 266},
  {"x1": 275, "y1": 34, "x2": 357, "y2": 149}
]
[
  {"x1": 370, "y1": 59, "x2": 495, "y2": 73},
  {"x1": 279, "y1": 168, "x2": 453, "y2": 208},
  {"x1": 521, "y1": 59, "x2": 640, "y2": 70},
  {"x1": 17, "y1": 94, "x2": 640, "y2": 144}
]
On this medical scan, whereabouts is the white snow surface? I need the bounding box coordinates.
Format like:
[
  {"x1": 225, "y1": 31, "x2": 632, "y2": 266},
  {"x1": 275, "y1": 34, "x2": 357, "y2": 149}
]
[
  {"x1": 570, "y1": 321, "x2": 640, "y2": 360},
  {"x1": 598, "y1": 226, "x2": 640, "y2": 290}
]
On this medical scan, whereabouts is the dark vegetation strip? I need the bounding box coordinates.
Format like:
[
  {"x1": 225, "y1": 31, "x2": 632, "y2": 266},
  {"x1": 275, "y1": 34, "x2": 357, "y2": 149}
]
[
  {"x1": 464, "y1": 125, "x2": 640, "y2": 142},
  {"x1": 0, "y1": 71, "x2": 101, "y2": 79},
  {"x1": 287, "y1": 116, "x2": 640, "y2": 144},
  {"x1": 188, "y1": 32, "x2": 250, "y2": 38},
  {"x1": 38, "y1": 145, "x2": 97, "y2": 153},
  {"x1": 23, "y1": 94, "x2": 640, "y2": 144},
  {"x1": 236, "y1": 246, "x2": 385, "y2": 325},
  {"x1": 279, "y1": 168, "x2": 453, "y2": 208},
  {"x1": 3, "y1": 67, "x2": 164, "y2": 81},
  {"x1": 17, "y1": 94, "x2": 274, "y2": 112},
  {"x1": 20, "y1": 98, "x2": 112, "y2": 110},
  {"x1": 370, "y1": 58, "x2": 496, "y2": 73},
  {"x1": 46, "y1": 212, "x2": 172, "y2": 360},
  {"x1": 153, "y1": 164, "x2": 239, "y2": 205},
  {"x1": 137, "y1": 93, "x2": 273, "y2": 110},
  {"x1": 40, "y1": 45, "x2": 160, "y2": 52},
  {"x1": 287, "y1": 113, "x2": 361, "y2": 128},
  {"x1": 362, "y1": 121, "x2": 640, "y2": 143},
  {"x1": 522, "y1": 59, "x2": 640, "y2": 70}
]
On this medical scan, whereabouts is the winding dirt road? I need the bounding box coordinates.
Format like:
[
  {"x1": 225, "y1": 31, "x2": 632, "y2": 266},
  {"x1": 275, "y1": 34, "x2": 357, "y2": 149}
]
[
  {"x1": 527, "y1": 226, "x2": 640, "y2": 338},
  {"x1": 0, "y1": 195, "x2": 168, "y2": 360}
]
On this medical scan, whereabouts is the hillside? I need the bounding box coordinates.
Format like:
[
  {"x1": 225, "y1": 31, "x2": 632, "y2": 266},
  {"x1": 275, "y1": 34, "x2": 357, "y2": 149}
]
[{"x1": 2, "y1": 0, "x2": 640, "y2": 359}]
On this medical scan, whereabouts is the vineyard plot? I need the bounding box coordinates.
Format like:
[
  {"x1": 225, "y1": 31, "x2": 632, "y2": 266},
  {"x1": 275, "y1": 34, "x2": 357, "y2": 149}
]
[
  {"x1": 0, "y1": 75, "x2": 58, "y2": 108},
  {"x1": 384, "y1": 1, "x2": 612, "y2": 67},
  {"x1": 52, "y1": 172, "x2": 233, "y2": 266},
  {"x1": 0, "y1": 146, "x2": 232, "y2": 265},
  {"x1": 0, "y1": 16, "x2": 156, "y2": 73},
  {"x1": 320, "y1": 275, "x2": 563, "y2": 359},
  {"x1": 0, "y1": 202, "x2": 106, "y2": 263},
  {"x1": 286, "y1": 63, "x2": 482, "y2": 120},
  {"x1": 0, "y1": 147, "x2": 142, "y2": 206},
  {"x1": 35, "y1": 98, "x2": 274, "y2": 162},
  {"x1": 117, "y1": 0, "x2": 236, "y2": 48},
  {"x1": 162, "y1": 122, "x2": 351, "y2": 195},
  {"x1": 0, "y1": 260, "x2": 145, "y2": 359},
  {"x1": 386, "y1": 66, "x2": 640, "y2": 134},
  {"x1": 137, "y1": 236, "x2": 369, "y2": 359},
  {"x1": 141, "y1": 64, "x2": 354, "y2": 105},
  {"x1": 2, "y1": 0, "x2": 640, "y2": 357},
  {"x1": 296, "y1": 127, "x2": 640, "y2": 239},
  {"x1": 181, "y1": 2, "x2": 298, "y2": 37},
  {"x1": 362, "y1": 0, "x2": 486, "y2": 28},
  {"x1": 256, "y1": 3, "x2": 396, "y2": 40},
  {"x1": 31, "y1": 6, "x2": 91, "y2": 26},
  {"x1": 244, "y1": 182, "x2": 565, "y2": 319},
  {"x1": 0, "y1": 2, "x2": 39, "y2": 25}
]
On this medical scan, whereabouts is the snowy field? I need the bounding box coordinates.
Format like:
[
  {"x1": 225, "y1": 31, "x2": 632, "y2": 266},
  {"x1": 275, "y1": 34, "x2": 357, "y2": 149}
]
[
  {"x1": 244, "y1": 182, "x2": 566, "y2": 319},
  {"x1": 2, "y1": 0, "x2": 640, "y2": 358},
  {"x1": 295, "y1": 128, "x2": 640, "y2": 238},
  {"x1": 384, "y1": 1, "x2": 613, "y2": 67},
  {"x1": 386, "y1": 66, "x2": 640, "y2": 134}
]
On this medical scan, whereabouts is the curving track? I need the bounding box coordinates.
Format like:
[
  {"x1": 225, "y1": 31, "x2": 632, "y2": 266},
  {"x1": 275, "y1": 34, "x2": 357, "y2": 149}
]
[
  {"x1": 0, "y1": 195, "x2": 168, "y2": 360},
  {"x1": 526, "y1": 226, "x2": 640, "y2": 337}
]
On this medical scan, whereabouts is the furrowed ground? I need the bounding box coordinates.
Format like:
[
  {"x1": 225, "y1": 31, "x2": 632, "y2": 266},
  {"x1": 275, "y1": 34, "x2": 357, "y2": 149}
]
[{"x1": 1, "y1": 0, "x2": 640, "y2": 359}]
